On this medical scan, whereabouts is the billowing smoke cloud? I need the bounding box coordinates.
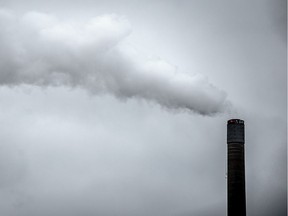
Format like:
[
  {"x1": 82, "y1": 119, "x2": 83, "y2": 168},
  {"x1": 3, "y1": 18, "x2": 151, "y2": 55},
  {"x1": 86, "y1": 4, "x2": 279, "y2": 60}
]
[{"x1": 0, "y1": 9, "x2": 229, "y2": 115}]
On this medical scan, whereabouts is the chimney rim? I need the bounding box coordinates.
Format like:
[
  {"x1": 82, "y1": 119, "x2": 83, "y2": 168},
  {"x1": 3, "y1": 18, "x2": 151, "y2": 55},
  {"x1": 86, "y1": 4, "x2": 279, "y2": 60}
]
[{"x1": 227, "y1": 119, "x2": 244, "y2": 124}]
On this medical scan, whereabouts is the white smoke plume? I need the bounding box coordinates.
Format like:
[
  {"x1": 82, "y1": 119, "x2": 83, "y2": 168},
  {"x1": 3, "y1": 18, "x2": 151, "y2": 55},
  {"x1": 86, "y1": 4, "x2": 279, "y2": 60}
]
[{"x1": 0, "y1": 9, "x2": 229, "y2": 115}]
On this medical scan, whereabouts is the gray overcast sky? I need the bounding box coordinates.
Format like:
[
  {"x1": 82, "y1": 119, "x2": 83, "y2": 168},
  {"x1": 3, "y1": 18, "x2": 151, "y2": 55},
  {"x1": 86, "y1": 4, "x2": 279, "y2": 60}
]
[{"x1": 0, "y1": 0, "x2": 286, "y2": 216}]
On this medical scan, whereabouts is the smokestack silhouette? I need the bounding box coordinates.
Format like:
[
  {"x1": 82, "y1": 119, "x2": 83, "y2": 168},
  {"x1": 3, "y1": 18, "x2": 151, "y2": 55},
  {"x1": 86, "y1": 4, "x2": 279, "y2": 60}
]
[{"x1": 227, "y1": 119, "x2": 246, "y2": 216}]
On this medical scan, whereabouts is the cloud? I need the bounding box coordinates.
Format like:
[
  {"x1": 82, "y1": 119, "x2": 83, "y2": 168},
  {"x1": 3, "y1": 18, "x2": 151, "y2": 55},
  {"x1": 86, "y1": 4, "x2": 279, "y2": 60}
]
[{"x1": 0, "y1": 9, "x2": 230, "y2": 115}]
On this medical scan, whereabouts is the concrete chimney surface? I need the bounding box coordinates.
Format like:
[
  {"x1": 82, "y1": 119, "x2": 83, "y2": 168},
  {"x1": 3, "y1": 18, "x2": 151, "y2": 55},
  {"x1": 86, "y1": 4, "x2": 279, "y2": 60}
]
[
  {"x1": 227, "y1": 119, "x2": 246, "y2": 216},
  {"x1": 227, "y1": 119, "x2": 245, "y2": 144}
]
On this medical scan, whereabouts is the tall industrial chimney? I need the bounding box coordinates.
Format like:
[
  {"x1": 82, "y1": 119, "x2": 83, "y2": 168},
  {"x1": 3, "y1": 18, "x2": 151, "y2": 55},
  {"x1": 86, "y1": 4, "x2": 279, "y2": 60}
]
[{"x1": 227, "y1": 119, "x2": 246, "y2": 216}]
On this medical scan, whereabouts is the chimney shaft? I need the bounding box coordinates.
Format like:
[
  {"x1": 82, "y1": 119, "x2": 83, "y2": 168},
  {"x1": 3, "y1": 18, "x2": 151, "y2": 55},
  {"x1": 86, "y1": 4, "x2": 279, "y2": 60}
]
[{"x1": 227, "y1": 119, "x2": 246, "y2": 216}]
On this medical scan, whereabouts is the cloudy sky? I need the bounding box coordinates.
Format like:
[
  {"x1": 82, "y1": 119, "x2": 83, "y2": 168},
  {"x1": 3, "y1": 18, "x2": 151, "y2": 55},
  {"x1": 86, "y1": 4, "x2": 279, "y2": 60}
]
[{"x1": 0, "y1": 0, "x2": 286, "y2": 215}]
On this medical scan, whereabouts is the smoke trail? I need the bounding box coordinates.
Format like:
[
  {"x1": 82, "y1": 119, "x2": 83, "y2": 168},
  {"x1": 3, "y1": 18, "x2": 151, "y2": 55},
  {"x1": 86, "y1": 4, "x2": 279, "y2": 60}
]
[{"x1": 0, "y1": 9, "x2": 230, "y2": 115}]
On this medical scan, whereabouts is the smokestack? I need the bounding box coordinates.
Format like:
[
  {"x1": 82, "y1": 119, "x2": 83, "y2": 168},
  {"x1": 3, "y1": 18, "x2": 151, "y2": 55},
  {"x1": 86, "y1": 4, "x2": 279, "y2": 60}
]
[{"x1": 227, "y1": 119, "x2": 246, "y2": 216}]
